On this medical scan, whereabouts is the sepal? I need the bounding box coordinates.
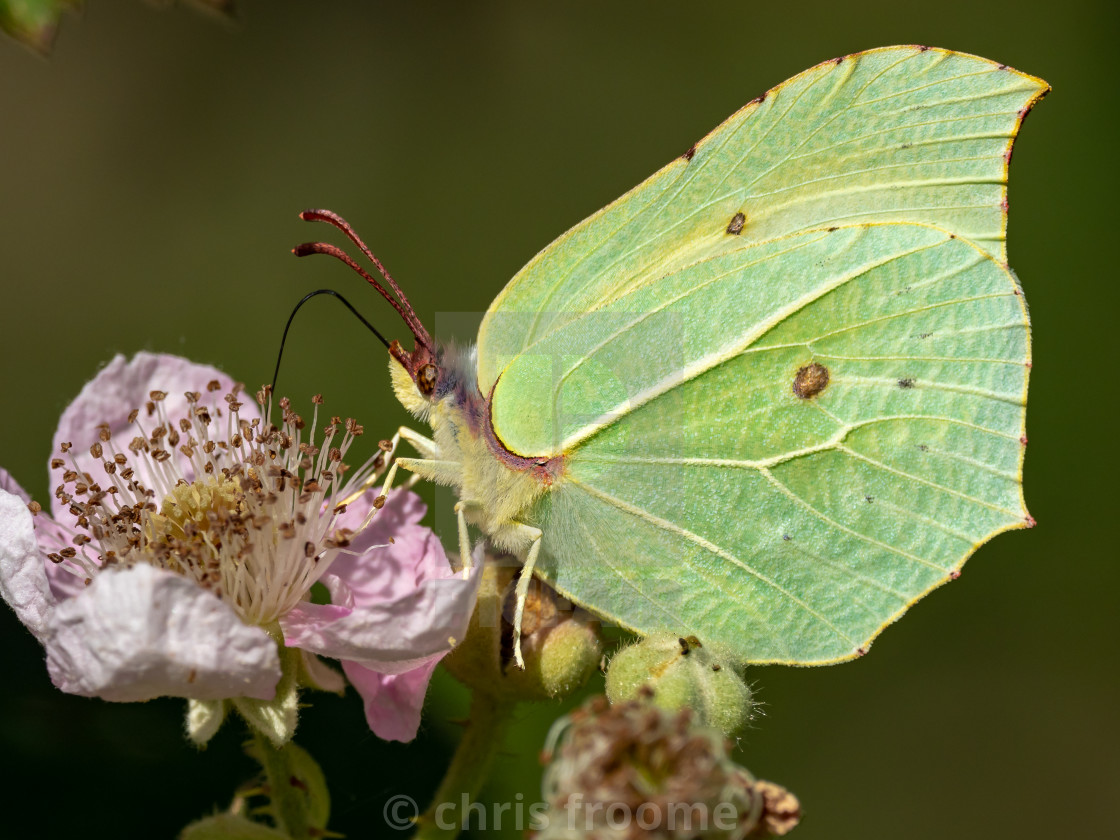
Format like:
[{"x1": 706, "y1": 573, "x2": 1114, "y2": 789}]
[
  {"x1": 179, "y1": 813, "x2": 290, "y2": 840},
  {"x1": 233, "y1": 645, "x2": 300, "y2": 747},
  {"x1": 187, "y1": 699, "x2": 229, "y2": 747},
  {"x1": 296, "y1": 651, "x2": 346, "y2": 695}
]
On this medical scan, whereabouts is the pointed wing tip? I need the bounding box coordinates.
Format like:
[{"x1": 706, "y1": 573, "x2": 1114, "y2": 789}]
[{"x1": 824, "y1": 45, "x2": 1050, "y2": 95}]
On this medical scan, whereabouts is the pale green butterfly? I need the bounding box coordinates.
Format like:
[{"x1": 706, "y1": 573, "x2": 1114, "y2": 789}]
[{"x1": 295, "y1": 46, "x2": 1048, "y2": 667}]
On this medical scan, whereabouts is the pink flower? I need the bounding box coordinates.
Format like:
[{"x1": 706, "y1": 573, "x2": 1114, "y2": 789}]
[{"x1": 0, "y1": 353, "x2": 479, "y2": 742}]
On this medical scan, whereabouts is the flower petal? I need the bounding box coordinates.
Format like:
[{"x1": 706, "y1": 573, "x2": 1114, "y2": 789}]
[
  {"x1": 328, "y1": 490, "x2": 456, "y2": 606},
  {"x1": 0, "y1": 468, "x2": 31, "y2": 504},
  {"x1": 45, "y1": 563, "x2": 280, "y2": 702},
  {"x1": 0, "y1": 487, "x2": 56, "y2": 640},
  {"x1": 1, "y1": 467, "x2": 116, "y2": 602},
  {"x1": 280, "y1": 562, "x2": 482, "y2": 673},
  {"x1": 341, "y1": 658, "x2": 439, "y2": 742},
  {"x1": 27, "y1": 505, "x2": 89, "y2": 601},
  {"x1": 50, "y1": 352, "x2": 258, "y2": 522}
]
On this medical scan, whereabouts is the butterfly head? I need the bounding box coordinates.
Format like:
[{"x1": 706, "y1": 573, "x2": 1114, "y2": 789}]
[{"x1": 388, "y1": 337, "x2": 444, "y2": 418}]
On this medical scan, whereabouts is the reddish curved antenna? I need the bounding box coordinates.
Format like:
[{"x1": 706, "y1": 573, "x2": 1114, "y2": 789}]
[{"x1": 293, "y1": 209, "x2": 433, "y2": 352}]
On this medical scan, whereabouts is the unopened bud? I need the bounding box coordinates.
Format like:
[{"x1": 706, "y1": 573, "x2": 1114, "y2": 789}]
[
  {"x1": 605, "y1": 633, "x2": 753, "y2": 736},
  {"x1": 443, "y1": 550, "x2": 601, "y2": 703}
]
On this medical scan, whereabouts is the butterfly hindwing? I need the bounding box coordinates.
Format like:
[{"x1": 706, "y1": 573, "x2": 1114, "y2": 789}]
[{"x1": 506, "y1": 224, "x2": 1030, "y2": 664}]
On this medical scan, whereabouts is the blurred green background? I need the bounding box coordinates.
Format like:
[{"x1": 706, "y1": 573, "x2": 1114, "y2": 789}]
[{"x1": 1, "y1": 1, "x2": 1116, "y2": 838}]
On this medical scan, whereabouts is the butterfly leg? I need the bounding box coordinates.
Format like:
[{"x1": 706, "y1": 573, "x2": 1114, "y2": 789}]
[
  {"x1": 342, "y1": 425, "x2": 437, "y2": 503},
  {"x1": 507, "y1": 523, "x2": 543, "y2": 670},
  {"x1": 453, "y1": 500, "x2": 484, "y2": 577},
  {"x1": 390, "y1": 426, "x2": 439, "y2": 460},
  {"x1": 385, "y1": 426, "x2": 438, "y2": 489}
]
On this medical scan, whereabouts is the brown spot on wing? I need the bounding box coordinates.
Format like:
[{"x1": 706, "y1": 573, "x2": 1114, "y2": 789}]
[{"x1": 792, "y1": 363, "x2": 830, "y2": 399}]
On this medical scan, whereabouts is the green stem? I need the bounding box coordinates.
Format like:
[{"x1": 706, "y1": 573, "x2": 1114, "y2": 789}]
[
  {"x1": 413, "y1": 691, "x2": 513, "y2": 840},
  {"x1": 252, "y1": 728, "x2": 313, "y2": 839}
]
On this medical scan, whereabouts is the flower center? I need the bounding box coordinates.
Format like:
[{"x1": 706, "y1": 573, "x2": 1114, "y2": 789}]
[{"x1": 44, "y1": 386, "x2": 387, "y2": 625}]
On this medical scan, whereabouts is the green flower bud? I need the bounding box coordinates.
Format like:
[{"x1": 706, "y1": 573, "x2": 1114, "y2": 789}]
[
  {"x1": 443, "y1": 551, "x2": 601, "y2": 703},
  {"x1": 605, "y1": 633, "x2": 753, "y2": 736}
]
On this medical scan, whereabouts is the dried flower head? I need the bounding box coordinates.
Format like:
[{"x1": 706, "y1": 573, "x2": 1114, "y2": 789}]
[{"x1": 537, "y1": 690, "x2": 799, "y2": 839}]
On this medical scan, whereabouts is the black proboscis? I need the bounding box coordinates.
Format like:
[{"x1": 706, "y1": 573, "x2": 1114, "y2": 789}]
[{"x1": 272, "y1": 288, "x2": 390, "y2": 393}]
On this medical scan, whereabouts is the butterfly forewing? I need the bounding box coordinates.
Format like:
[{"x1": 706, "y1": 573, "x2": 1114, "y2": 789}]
[{"x1": 477, "y1": 46, "x2": 1047, "y2": 394}]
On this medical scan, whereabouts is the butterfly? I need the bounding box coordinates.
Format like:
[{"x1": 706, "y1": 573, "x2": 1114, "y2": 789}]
[{"x1": 295, "y1": 46, "x2": 1048, "y2": 668}]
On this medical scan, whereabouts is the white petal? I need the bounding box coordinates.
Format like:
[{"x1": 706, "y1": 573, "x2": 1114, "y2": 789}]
[
  {"x1": 50, "y1": 352, "x2": 258, "y2": 522},
  {"x1": 45, "y1": 563, "x2": 280, "y2": 702},
  {"x1": 0, "y1": 488, "x2": 56, "y2": 640},
  {"x1": 280, "y1": 563, "x2": 482, "y2": 674},
  {"x1": 0, "y1": 468, "x2": 31, "y2": 503}
]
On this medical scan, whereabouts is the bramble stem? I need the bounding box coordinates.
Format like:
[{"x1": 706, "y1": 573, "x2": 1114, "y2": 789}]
[
  {"x1": 251, "y1": 728, "x2": 313, "y2": 838},
  {"x1": 413, "y1": 690, "x2": 513, "y2": 840}
]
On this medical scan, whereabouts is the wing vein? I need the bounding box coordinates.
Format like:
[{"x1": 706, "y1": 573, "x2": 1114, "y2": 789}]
[
  {"x1": 758, "y1": 467, "x2": 945, "y2": 571},
  {"x1": 836, "y1": 444, "x2": 1023, "y2": 517},
  {"x1": 568, "y1": 477, "x2": 858, "y2": 645},
  {"x1": 561, "y1": 238, "x2": 944, "y2": 450}
]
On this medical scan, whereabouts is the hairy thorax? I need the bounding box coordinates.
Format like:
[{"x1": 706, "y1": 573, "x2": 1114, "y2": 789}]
[{"x1": 390, "y1": 343, "x2": 562, "y2": 553}]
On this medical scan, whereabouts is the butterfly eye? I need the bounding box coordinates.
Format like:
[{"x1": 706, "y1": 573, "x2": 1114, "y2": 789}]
[{"x1": 417, "y1": 363, "x2": 440, "y2": 396}]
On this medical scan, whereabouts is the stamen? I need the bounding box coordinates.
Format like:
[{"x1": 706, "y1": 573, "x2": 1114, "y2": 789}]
[{"x1": 38, "y1": 388, "x2": 390, "y2": 626}]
